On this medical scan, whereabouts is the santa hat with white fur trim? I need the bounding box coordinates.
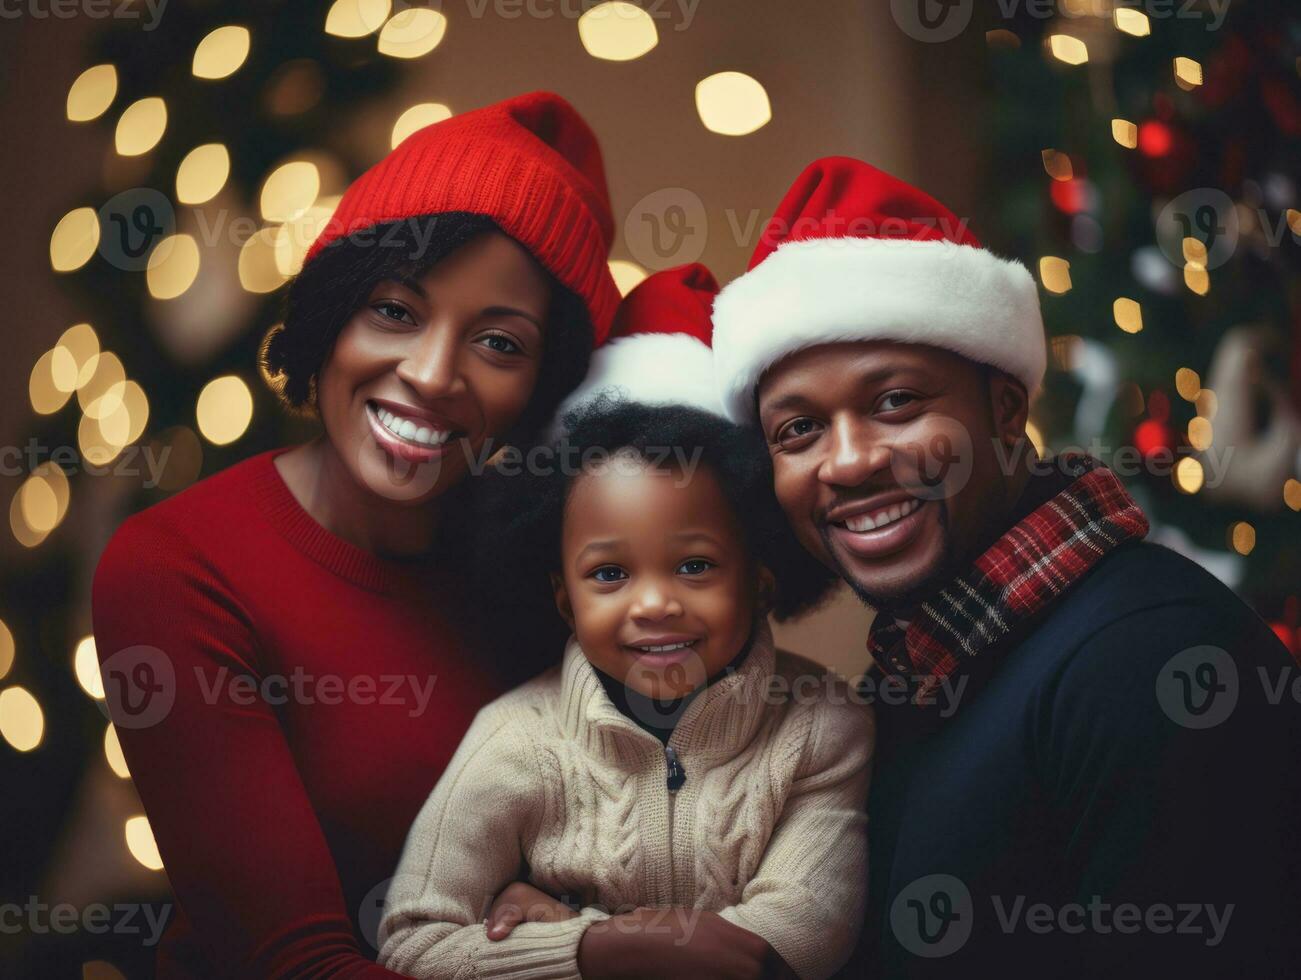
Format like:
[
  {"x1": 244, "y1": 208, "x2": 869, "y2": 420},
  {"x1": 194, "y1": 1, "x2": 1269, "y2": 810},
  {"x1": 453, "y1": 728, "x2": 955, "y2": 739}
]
[
  {"x1": 550, "y1": 263, "x2": 726, "y2": 437},
  {"x1": 711, "y1": 156, "x2": 1047, "y2": 423}
]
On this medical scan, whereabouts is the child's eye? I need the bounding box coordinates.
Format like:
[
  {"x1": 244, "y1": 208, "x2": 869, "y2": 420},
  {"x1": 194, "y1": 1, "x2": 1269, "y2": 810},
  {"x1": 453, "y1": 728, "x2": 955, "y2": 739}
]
[
  {"x1": 372, "y1": 300, "x2": 415, "y2": 325},
  {"x1": 590, "y1": 565, "x2": 627, "y2": 583},
  {"x1": 677, "y1": 558, "x2": 714, "y2": 576},
  {"x1": 477, "y1": 333, "x2": 521, "y2": 355}
]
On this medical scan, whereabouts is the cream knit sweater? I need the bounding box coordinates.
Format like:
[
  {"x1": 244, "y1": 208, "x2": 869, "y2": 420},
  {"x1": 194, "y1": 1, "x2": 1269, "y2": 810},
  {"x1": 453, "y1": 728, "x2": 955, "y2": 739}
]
[{"x1": 378, "y1": 621, "x2": 874, "y2": 979}]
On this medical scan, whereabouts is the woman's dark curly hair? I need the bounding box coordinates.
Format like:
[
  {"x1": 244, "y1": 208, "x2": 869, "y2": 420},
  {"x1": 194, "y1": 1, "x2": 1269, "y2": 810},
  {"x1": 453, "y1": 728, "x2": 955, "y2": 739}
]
[
  {"x1": 261, "y1": 212, "x2": 593, "y2": 445},
  {"x1": 470, "y1": 399, "x2": 838, "y2": 665}
]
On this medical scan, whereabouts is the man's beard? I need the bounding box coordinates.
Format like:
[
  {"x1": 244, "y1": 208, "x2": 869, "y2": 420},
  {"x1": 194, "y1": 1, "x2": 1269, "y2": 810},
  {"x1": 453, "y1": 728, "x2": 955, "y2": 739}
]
[{"x1": 817, "y1": 502, "x2": 956, "y2": 615}]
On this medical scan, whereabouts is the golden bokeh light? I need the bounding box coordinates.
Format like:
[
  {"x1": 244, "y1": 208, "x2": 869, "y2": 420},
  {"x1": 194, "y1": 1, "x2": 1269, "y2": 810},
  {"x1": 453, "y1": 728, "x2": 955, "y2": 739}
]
[
  {"x1": 377, "y1": 7, "x2": 447, "y2": 59},
  {"x1": 1038, "y1": 256, "x2": 1072, "y2": 294},
  {"x1": 78, "y1": 412, "x2": 127, "y2": 468},
  {"x1": 239, "y1": 227, "x2": 290, "y2": 293},
  {"x1": 125, "y1": 815, "x2": 165, "y2": 871},
  {"x1": 176, "y1": 143, "x2": 231, "y2": 204},
  {"x1": 695, "y1": 72, "x2": 772, "y2": 136},
  {"x1": 1113, "y1": 297, "x2": 1143, "y2": 333},
  {"x1": 104, "y1": 724, "x2": 130, "y2": 778},
  {"x1": 1111, "y1": 118, "x2": 1138, "y2": 149},
  {"x1": 197, "y1": 375, "x2": 254, "y2": 445},
  {"x1": 1041, "y1": 149, "x2": 1073, "y2": 181},
  {"x1": 9, "y1": 489, "x2": 48, "y2": 548},
  {"x1": 1284, "y1": 479, "x2": 1301, "y2": 512},
  {"x1": 30, "y1": 349, "x2": 74, "y2": 415},
  {"x1": 1228, "y1": 521, "x2": 1256, "y2": 556},
  {"x1": 0, "y1": 619, "x2": 12, "y2": 681},
  {"x1": 77, "y1": 350, "x2": 126, "y2": 418},
  {"x1": 325, "y1": 0, "x2": 391, "y2": 37},
  {"x1": 74, "y1": 635, "x2": 104, "y2": 700},
  {"x1": 1175, "y1": 367, "x2": 1201, "y2": 401},
  {"x1": 1114, "y1": 8, "x2": 1150, "y2": 36},
  {"x1": 115, "y1": 97, "x2": 168, "y2": 156},
  {"x1": 1048, "y1": 35, "x2": 1089, "y2": 65},
  {"x1": 1173, "y1": 457, "x2": 1204, "y2": 494},
  {"x1": 1174, "y1": 56, "x2": 1203, "y2": 90},
  {"x1": 1195, "y1": 388, "x2": 1218, "y2": 419},
  {"x1": 146, "y1": 233, "x2": 201, "y2": 300},
  {"x1": 1184, "y1": 263, "x2": 1210, "y2": 295},
  {"x1": 50, "y1": 207, "x2": 100, "y2": 272},
  {"x1": 1187, "y1": 417, "x2": 1213, "y2": 451},
  {"x1": 273, "y1": 197, "x2": 340, "y2": 276},
  {"x1": 1024, "y1": 421, "x2": 1046, "y2": 456},
  {"x1": 260, "y1": 160, "x2": 321, "y2": 223},
  {"x1": 391, "y1": 103, "x2": 452, "y2": 149},
  {"x1": 66, "y1": 64, "x2": 118, "y2": 122},
  {"x1": 578, "y1": 2, "x2": 659, "y2": 62},
  {"x1": 58, "y1": 323, "x2": 101, "y2": 389},
  {"x1": 609, "y1": 259, "x2": 648, "y2": 296},
  {"x1": 19, "y1": 463, "x2": 70, "y2": 537},
  {"x1": 193, "y1": 25, "x2": 251, "y2": 80},
  {"x1": 0, "y1": 686, "x2": 44, "y2": 752}
]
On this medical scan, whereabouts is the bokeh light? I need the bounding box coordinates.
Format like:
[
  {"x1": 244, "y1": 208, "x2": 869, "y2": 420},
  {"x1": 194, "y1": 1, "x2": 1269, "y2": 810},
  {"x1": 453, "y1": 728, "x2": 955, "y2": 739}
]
[
  {"x1": 695, "y1": 72, "x2": 771, "y2": 136},
  {"x1": 578, "y1": 2, "x2": 659, "y2": 62},
  {"x1": 196, "y1": 375, "x2": 254, "y2": 445}
]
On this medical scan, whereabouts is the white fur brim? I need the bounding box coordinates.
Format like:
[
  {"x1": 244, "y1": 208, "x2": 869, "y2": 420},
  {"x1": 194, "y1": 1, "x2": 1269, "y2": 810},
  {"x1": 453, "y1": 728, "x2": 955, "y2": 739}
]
[
  {"x1": 549, "y1": 332, "x2": 727, "y2": 440},
  {"x1": 712, "y1": 237, "x2": 1047, "y2": 423}
]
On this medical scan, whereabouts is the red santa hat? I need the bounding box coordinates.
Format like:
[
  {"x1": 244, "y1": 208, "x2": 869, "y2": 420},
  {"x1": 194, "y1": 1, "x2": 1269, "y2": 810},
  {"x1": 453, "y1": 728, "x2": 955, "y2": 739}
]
[
  {"x1": 712, "y1": 156, "x2": 1046, "y2": 422},
  {"x1": 305, "y1": 91, "x2": 621, "y2": 344},
  {"x1": 551, "y1": 263, "x2": 726, "y2": 436}
]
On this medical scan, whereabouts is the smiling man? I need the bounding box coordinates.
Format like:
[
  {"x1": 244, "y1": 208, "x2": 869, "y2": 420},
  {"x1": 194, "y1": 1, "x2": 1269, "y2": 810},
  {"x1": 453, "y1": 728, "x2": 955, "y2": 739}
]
[{"x1": 711, "y1": 157, "x2": 1300, "y2": 978}]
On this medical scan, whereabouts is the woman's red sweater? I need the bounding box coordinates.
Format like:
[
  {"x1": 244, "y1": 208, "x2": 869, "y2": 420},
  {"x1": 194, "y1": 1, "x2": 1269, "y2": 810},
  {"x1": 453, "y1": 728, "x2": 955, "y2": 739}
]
[{"x1": 91, "y1": 449, "x2": 506, "y2": 978}]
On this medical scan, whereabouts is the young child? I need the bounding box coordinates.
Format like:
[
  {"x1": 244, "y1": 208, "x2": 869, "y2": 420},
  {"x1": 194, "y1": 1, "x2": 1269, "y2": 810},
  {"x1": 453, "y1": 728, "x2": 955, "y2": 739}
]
[{"x1": 377, "y1": 264, "x2": 875, "y2": 980}]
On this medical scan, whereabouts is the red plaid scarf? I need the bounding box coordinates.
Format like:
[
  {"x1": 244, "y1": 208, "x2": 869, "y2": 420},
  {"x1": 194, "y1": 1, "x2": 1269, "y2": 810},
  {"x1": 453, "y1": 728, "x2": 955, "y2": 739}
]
[{"x1": 867, "y1": 454, "x2": 1150, "y2": 706}]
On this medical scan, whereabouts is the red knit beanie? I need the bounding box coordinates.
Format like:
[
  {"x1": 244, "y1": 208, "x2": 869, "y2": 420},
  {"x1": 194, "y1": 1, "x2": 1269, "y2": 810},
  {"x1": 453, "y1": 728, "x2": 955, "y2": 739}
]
[{"x1": 305, "y1": 91, "x2": 621, "y2": 345}]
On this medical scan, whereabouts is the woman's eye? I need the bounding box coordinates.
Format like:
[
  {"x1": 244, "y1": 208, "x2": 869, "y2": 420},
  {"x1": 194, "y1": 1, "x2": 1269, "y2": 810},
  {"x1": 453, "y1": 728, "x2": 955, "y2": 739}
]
[
  {"x1": 776, "y1": 417, "x2": 821, "y2": 445},
  {"x1": 677, "y1": 558, "x2": 714, "y2": 576},
  {"x1": 590, "y1": 566, "x2": 627, "y2": 583},
  {"x1": 372, "y1": 301, "x2": 414, "y2": 325},
  {"x1": 877, "y1": 390, "x2": 920, "y2": 413},
  {"x1": 478, "y1": 333, "x2": 521, "y2": 355}
]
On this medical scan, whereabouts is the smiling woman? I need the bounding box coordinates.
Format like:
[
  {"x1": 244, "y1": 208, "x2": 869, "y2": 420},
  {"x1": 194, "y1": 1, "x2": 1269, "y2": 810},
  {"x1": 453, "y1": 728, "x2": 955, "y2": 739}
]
[{"x1": 89, "y1": 91, "x2": 620, "y2": 980}]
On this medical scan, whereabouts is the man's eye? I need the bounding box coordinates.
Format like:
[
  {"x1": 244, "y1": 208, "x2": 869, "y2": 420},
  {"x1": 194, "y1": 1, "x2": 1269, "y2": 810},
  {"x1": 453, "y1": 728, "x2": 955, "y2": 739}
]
[
  {"x1": 776, "y1": 417, "x2": 821, "y2": 444},
  {"x1": 878, "y1": 391, "x2": 917, "y2": 412},
  {"x1": 478, "y1": 333, "x2": 521, "y2": 355},
  {"x1": 590, "y1": 566, "x2": 627, "y2": 583},
  {"x1": 677, "y1": 558, "x2": 714, "y2": 576},
  {"x1": 372, "y1": 301, "x2": 414, "y2": 324}
]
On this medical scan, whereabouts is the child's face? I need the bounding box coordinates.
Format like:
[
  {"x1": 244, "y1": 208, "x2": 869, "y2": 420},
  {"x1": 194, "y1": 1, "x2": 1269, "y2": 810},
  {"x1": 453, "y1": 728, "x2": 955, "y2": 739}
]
[{"x1": 554, "y1": 456, "x2": 766, "y2": 700}]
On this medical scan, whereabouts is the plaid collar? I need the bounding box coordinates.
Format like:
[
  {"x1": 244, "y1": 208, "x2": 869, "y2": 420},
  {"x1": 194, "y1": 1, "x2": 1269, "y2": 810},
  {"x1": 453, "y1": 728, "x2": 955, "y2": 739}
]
[{"x1": 867, "y1": 454, "x2": 1149, "y2": 707}]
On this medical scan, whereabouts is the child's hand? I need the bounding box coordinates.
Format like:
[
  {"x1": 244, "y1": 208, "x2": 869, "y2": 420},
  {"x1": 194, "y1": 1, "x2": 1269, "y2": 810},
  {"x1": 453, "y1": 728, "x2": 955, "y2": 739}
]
[{"x1": 484, "y1": 881, "x2": 578, "y2": 940}]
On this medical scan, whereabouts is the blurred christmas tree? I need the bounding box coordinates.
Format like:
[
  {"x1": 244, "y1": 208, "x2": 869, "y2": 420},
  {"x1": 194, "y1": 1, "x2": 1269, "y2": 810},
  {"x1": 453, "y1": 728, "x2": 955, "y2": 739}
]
[{"x1": 981, "y1": 1, "x2": 1300, "y2": 653}]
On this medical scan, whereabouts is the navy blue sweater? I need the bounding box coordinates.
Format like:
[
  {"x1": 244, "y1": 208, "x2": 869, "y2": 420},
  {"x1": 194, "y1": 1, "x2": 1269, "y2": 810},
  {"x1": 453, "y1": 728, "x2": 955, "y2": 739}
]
[{"x1": 857, "y1": 541, "x2": 1301, "y2": 978}]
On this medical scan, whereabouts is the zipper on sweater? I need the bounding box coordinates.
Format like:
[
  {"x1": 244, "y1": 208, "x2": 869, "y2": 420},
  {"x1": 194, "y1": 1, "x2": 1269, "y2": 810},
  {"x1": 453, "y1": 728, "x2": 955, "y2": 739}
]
[{"x1": 664, "y1": 745, "x2": 686, "y2": 792}]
